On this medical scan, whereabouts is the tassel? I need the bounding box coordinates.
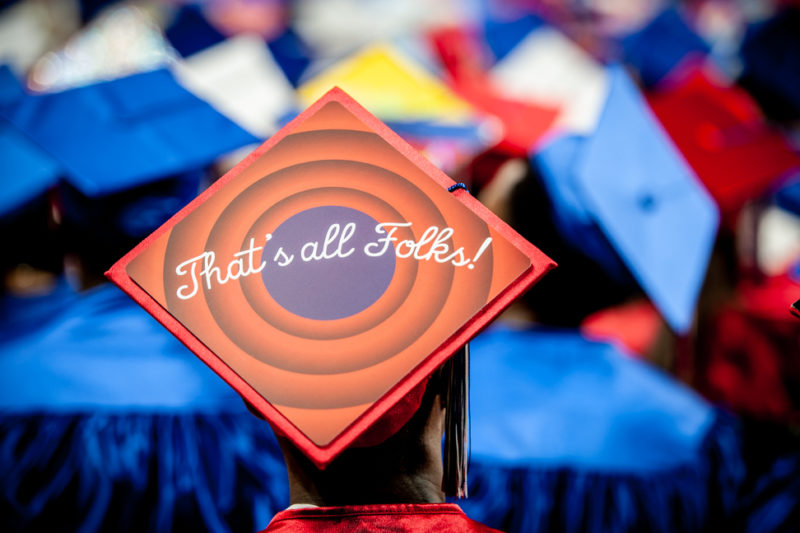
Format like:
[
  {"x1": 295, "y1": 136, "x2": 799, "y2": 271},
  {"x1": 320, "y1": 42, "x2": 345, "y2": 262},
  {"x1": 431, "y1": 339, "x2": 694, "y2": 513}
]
[{"x1": 443, "y1": 343, "x2": 469, "y2": 498}]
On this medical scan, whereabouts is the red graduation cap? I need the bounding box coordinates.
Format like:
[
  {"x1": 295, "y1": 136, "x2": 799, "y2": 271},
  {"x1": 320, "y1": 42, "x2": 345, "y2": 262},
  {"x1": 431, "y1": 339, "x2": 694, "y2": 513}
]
[
  {"x1": 430, "y1": 27, "x2": 559, "y2": 155},
  {"x1": 647, "y1": 67, "x2": 800, "y2": 223},
  {"x1": 106, "y1": 88, "x2": 554, "y2": 469}
]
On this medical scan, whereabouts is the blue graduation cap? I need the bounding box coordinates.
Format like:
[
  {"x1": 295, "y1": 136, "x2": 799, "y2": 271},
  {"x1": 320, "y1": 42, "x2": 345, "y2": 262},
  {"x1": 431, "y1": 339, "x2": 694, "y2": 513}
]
[
  {"x1": 0, "y1": 66, "x2": 61, "y2": 218},
  {"x1": 622, "y1": 7, "x2": 709, "y2": 87},
  {"x1": 739, "y1": 8, "x2": 800, "y2": 121},
  {"x1": 532, "y1": 66, "x2": 719, "y2": 333},
  {"x1": 267, "y1": 27, "x2": 313, "y2": 87},
  {"x1": 0, "y1": 65, "x2": 25, "y2": 108},
  {"x1": 0, "y1": 68, "x2": 258, "y2": 197},
  {"x1": 482, "y1": 9, "x2": 544, "y2": 64},
  {"x1": 0, "y1": 121, "x2": 61, "y2": 217},
  {"x1": 165, "y1": 3, "x2": 226, "y2": 58}
]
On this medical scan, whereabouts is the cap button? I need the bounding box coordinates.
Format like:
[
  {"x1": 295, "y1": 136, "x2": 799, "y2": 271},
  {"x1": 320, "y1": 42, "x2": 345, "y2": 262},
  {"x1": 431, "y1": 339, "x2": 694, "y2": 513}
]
[{"x1": 639, "y1": 193, "x2": 657, "y2": 212}]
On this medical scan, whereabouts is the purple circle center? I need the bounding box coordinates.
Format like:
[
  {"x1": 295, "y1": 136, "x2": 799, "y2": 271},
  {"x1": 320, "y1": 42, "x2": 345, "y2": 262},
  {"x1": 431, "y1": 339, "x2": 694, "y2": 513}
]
[{"x1": 261, "y1": 206, "x2": 396, "y2": 320}]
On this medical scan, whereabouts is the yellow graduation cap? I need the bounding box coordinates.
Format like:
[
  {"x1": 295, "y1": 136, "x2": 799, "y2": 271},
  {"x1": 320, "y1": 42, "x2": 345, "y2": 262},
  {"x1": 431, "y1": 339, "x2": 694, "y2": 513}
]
[{"x1": 298, "y1": 43, "x2": 474, "y2": 123}]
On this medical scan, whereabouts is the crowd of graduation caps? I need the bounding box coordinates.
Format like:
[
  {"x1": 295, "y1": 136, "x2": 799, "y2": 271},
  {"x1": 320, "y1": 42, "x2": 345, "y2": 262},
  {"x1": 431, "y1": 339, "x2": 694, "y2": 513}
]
[{"x1": 1, "y1": 0, "x2": 799, "y2": 532}]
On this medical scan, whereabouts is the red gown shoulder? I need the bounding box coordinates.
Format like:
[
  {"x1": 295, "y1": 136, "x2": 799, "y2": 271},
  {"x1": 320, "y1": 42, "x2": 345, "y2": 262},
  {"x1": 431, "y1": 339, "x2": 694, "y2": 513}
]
[{"x1": 260, "y1": 503, "x2": 502, "y2": 532}]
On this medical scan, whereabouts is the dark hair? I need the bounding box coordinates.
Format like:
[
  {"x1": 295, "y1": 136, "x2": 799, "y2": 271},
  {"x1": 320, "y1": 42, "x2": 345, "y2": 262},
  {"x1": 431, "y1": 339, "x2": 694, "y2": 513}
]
[{"x1": 508, "y1": 162, "x2": 637, "y2": 326}]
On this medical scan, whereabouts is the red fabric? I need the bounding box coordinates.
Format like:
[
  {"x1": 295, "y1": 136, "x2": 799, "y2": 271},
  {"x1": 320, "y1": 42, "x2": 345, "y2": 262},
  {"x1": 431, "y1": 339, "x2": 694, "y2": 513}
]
[
  {"x1": 647, "y1": 66, "x2": 800, "y2": 224},
  {"x1": 429, "y1": 27, "x2": 559, "y2": 155},
  {"x1": 260, "y1": 503, "x2": 502, "y2": 532},
  {"x1": 581, "y1": 299, "x2": 661, "y2": 357},
  {"x1": 700, "y1": 305, "x2": 800, "y2": 425}
]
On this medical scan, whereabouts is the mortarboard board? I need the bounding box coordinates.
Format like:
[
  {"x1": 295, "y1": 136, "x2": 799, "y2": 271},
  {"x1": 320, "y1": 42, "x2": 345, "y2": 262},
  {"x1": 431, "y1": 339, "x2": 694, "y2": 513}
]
[
  {"x1": 481, "y1": 7, "x2": 544, "y2": 64},
  {"x1": 0, "y1": 68, "x2": 258, "y2": 197},
  {"x1": 106, "y1": 88, "x2": 555, "y2": 471},
  {"x1": 0, "y1": 66, "x2": 61, "y2": 218},
  {"x1": 0, "y1": 0, "x2": 80, "y2": 76},
  {"x1": 297, "y1": 43, "x2": 475, "y2": 124},
  {"x1": 266, "y1": 26, "x2": 313, "y2": 87},
  {"x1": 534, "y1": 66, "x2": 719, "y2": 334},
  {"x1": 647, "y1": 67, "x2": 800, "y2": 221},
  {"x1": 0, "y1": 65, "x2": 24, "y2": 108},
  {"x1": 621, "y1": 6, "x2": 709, "y2": 88},
  {"x1": 487, "y1": 25, "x2": 609, "y2": 137},
  {"x1": 26, "y1": 5, "x2": 176, "y2": 93},
  {"x1": 296, "y1": 42, "x2": 492, "y2": 172},
  {"x1": 429, "y1": 27, "x2": 559, "y2": 155},
  {"x1": 0, "y1": 121, "x2": 60, "y2": 218},
  {"x1": 165, "y1": 3, "x2": 227, "y2": 58},
  {"x1": 173, "y1": 34, "x2": 296, "y2": 138}
]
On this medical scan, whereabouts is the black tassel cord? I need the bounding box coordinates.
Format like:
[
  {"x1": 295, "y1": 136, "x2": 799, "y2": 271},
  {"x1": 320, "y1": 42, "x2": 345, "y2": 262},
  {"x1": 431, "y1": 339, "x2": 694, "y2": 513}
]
[{"x1": 443, "y1": 343, "x2": 470, "y2": 498}]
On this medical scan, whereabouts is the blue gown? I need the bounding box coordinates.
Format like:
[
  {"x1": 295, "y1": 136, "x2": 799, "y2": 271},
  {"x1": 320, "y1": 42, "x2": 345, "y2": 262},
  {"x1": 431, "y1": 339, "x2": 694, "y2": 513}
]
[
  {"x1": 462, "y1": 324, "x2": 797, "y2": 532},
  {"x1": 0, "y1": 282, "x2": 289, "y2": 533}
]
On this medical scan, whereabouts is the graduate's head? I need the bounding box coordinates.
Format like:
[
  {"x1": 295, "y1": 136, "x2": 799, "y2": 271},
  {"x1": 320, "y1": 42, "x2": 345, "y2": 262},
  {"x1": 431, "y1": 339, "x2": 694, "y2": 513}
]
[
  {"x1": 252, "y1": 348, "x2": 469, "y2": 506},
  {"x1": 475, "y1": 156, "x2": 635, "y2": 326}
]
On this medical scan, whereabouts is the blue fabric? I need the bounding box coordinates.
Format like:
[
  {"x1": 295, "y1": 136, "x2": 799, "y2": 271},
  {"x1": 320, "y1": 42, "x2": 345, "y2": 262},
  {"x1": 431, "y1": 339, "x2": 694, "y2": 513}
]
[
  {"x1": 267, "y1": 28, "x2": 312, "y2": 87},
  {"x1": 0, "y1": 283, "x2": 245, "y2": 411},
  {"x1": 0, "y1": 412, "x2": 288, "y2": 533},
  {"x1": 165, "y1": 4, "x2": 227, "y2": 58},
  {"x1": 533, "y1": 66, "x2": 719, "y2": 333},
  {"x1": 385, "y1": 120, "x2": 486, "y2": 144},
  {"x1": 469, "y1": 325, "x2": 714, "y2": 470},
  {"x1": 0, "y1": 65, "x2": 24, "y2": 108},
  {"x1": 483, "y1": 11, "x2": 544, "y2": 64},
  {"x1": 533, "y1": 135, "x2": 632, "y2": 285},
  {"x1": 0, "y1": 282, "x2": 290, "y2": 531},
  {"x1": 462, "y1": 325, "x2": 745, "y2": 532},
  {"x1": 622, "y1": 7, "x2": 709, "y2": 87},
  {"x1": 0, "y1": 69, "x2": 258, "y2": 197},
  {"x1": 0, "y1": 120, "x2": 61, "y2": 217},
  {"x1": 0, "y1": 277, "x2": 77, "y2": 345}
]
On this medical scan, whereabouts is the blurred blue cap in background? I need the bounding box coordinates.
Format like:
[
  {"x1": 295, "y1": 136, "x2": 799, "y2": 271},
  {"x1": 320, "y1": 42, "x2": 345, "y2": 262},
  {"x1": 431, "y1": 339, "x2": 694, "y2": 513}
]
[
  {"x1": 1, "y1": 68, "x2": 258, "y2": 198},
  {"x1": 533, "y1": 66, "x2": 719, "y2": 333}
]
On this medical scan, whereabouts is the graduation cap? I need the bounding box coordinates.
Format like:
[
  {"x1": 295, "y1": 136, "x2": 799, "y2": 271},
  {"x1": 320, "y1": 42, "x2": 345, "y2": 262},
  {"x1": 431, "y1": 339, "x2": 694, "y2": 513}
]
[
  {"x1": 0, "y1": 66, "x2": 60, "y2": 218},
  {"x1": 621, "y1": 6, "x2": 709, "y2": 88},
  {"x1": 0, "y1": 65, "x2": 24, "y2": 108},
  {"x1": 297, "y1": 43, "x2": 475, "y2": 124},
  {"x1": 429, "y1": 27, "x2": 559, "y2": 154},
  {"x1": 792, "y1": 298, "x2": 800, "y2": 320},
  {"x1": 106, "y1": 88, "x2": 555, "y2": 493},
  {"x1": 266, "y1": 26, "x2": 313, "y2": 87},
  {"x1": 26, "y1": 5, "x2": 175, "y2": 93},
  {"x1": 647, "y1": 67, "x2": 800, "y2": 220},
  {"x1": 487, "y1": 25, "x2": 609, "y2": 137},
  {"x1": 1, "y1": 68, "x2": 258, "y2": 197},
  {"x1": 0, "y1": 120, "x2": 60, "y2": 218},
  {"x1": 174, "y1": 34, "x2": 296, "y2": 138},
  {"x1": 533, "y1": 66, "x2": 719, "y2": 334},
  {"x1": 165, "y1": 3, "x2": 227, "y2": 58},
  {"x1": 481, "y1": 8, "x2": 544, "y2": 64},
  {"x1": 297, "y1": 42, "x2": 491, "y2": 171}
]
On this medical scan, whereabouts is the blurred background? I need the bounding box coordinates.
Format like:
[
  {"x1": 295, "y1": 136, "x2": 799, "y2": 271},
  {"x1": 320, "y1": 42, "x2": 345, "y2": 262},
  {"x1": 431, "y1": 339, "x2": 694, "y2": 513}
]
[{"x1": 1, "y1": 0, "x2": 799, "y2": 532}]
